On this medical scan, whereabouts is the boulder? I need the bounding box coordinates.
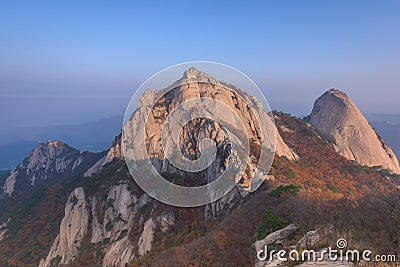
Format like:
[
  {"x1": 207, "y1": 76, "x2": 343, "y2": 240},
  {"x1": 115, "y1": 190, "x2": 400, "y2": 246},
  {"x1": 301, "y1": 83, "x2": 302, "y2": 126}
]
[{"x1": 309, "y1": 89, "x2": 400, "y2": 173}]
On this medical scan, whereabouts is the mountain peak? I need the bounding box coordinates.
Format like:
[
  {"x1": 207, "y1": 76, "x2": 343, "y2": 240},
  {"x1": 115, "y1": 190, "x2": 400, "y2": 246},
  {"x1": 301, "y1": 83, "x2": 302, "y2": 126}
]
[
  {"x1": 325, "y1": 88, "x2": 350, "y2": 99},
  {"x1": 180, "y1": 67, "x2": 217, "y2": 84},
  {"x1": 182, "y1": 67, "x2": 207, "y2": 79},
  {"x1": 328, "y1": 88, "x2": 343, "y2": 93},
  {"x1": 32, "y1": 140, "x2": 68, "y2": 152},
  {"x1": 1, "y1": 140, "x2": 89, "y2": 197},
  {"x1": 46, "y1": 140, "x2": 66, "y2": 147},
  {"x1": 309, "y1": 89, "x2": 400, "y2": 173},
  {"x1": 30, "y1": 140, "x2": 73, "y2": 162}
]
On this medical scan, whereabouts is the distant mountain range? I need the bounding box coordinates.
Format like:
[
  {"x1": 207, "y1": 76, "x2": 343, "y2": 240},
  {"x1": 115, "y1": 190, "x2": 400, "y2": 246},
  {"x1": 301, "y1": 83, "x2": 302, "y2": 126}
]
[{"x1": 0, "y1": 116, "x2": 123, "y2": 169}]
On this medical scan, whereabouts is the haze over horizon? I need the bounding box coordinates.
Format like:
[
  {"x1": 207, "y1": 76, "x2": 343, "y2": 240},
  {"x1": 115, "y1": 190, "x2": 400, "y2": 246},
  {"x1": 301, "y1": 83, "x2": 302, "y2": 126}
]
[{"x1": 1, "y1": 1, "x2": 399, "y2": 129}]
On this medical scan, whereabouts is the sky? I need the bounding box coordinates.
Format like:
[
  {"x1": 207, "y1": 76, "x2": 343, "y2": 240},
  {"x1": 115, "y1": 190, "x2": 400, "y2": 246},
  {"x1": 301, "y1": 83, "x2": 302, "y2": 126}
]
[{"x1": 1, "y1": 0, "x2": 399, "y2": 129}]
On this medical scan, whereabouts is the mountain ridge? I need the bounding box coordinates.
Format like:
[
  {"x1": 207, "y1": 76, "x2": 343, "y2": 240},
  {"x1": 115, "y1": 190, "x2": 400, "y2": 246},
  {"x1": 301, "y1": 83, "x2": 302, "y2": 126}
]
[{"x1": 0, "y1": 72, "x2": 399, "y2": 266}]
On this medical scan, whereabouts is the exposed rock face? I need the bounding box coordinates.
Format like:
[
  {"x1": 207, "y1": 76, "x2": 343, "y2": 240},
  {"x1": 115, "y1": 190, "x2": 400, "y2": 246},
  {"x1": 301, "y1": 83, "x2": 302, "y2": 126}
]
[
  {"x1": 255, "y1": 224, "x2": 352, "y2": 267},
  {"x1": 40, "y1": 68, "x2": 295, "y2": 266},
  {"x1": 0, "y1": 218, "x2": 10, "y2": 241},
  {"x1": 254, "y1": 224, "x2": 299, "y2": 252},
  {"x1": 255, "y1": 224, "x2": 299, "y2": 267},
  {"x1": 121, "y1": 67, "x2": 297, "y2": 218},
  {"x1": 156, "y1": 212, "x2": 175, "y2": 233},
  {"x1": 39, "y1": 187, "x2": 90, "y2": 266},
  {"x1": 102, "y1": 236, "x2": 135, "y2": 267},
  {"x1": 101, "y1": 183, "x2": 138, "y2": 242},
  {"x1": 1, "y1": 141, "x2": 86, "y2": 197},
  {"x1": 309, "y1": 89, "x2": 400, "y2": 173},
  {"x1": 2, "y1": 169, "x2": 17, "y2": 197},
  {"x1": 123, "y1": 68, "x2": 295, "y2": 198},
  {"x1": 205, "y1": 187, "x2": 240, "y2": 219},
  {"x1": 137, "y1": 218, "x2": 155, "y2": 256},
  {"x1": 296, "y1": 224, "x2": 334, "y2": 248},
  {"x1": 27, "y1": 141, "x2": 82, "y2": 184},
  {"x1": 39, "y1": 180, "x2": 174, "y2": 267},
  {"x1": 84, "y1": 135, "x2": 122, "y2": 177},
  {"x1": 276, "y1": 130, "x2": 299, "y2": 160}
]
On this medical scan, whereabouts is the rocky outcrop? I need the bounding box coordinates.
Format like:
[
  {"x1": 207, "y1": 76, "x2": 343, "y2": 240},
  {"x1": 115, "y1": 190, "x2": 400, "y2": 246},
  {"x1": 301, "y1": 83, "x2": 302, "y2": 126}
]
[
  {"x1": 91, "y1": 196, "x2": 104, "y2": 243},
  {"x1": 39, "y1": 68, "x2": 296, "y2": 266},
  {"x1": 1, "y1": 140, "x2": 89, "y2": 197},
  {"x1": 84, "y1": 135, "x2": 122, "y2": 177},
  {"x1": 26, "y1": 141, "x2": 83, "y2": 184},
  {"x1": 276, "y1": 130, "x2": 298, "y2": 160},
  {"x1": 39, "y1": 187, "x2": 90, "y2": 266},
  {"x1": 2, "y1": 169, "x2": 17, "y2": 197},
  {"x1": 102, "y1": 236, "x2": 135, "y2": 267},
  {"x1": 255, "y1": 224, "x2": 299, "y2": 267},
  {"x1": 255, "y1": 224, "x2": 299, "y2": 251},
  {"x1": 39, "y1": 179, "x2": 174, "y2": 267},
  {"x1": 121, "y1": 67, "x2": 298, "y2": 219},
  {"x1": 156, "y1": 212, "x2": 175, "y2": 233},
  {"x1": 205, "y1": 187, "x2": 240, "y2": 219},
  {"x1": 296, "y1": 224, "x2": 334, "y2": 248},
  {"x1": 137, "y1": 218, "x2": 156, "y2": 256},
  {"x1": 0, "y1": 218, "x2": 10, "y2": 241},
  {"x1": 309, "y1": 89, "x2": 400, "y2": 173},
  {"x1": 101, "y1": 183, "x2": 138, "y2": 242},
  {"x1": 123, "y1": 68, "x2": 295, "y2": 200},
  {"x1": 255, "y1": 224, "x2": 352, "y2": 267}
]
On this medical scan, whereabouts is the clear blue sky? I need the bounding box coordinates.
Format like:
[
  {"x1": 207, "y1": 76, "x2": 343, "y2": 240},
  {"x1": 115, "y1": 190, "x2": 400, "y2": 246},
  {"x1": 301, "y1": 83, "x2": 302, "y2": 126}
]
[{"x1": 1, "y1": 0, "x2": 399, "y2": 128}]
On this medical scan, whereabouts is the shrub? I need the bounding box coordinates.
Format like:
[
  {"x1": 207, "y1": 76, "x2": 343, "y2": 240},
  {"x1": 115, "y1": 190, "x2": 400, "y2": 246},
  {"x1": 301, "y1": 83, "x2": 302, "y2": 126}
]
[
  {"x1": 326, "y1": 183, "x2": 343, "y2": 194},
  {"x1": 286, "y1": 168, "x2": 296, "y2": 179},
  {"x1": 256, "y1": 208, "x2": 288, "y2": 240},
  {"x1": 105, "y1": 221, "x2": 114, "y2": 232},
  {"x1": 269, "y1": 183, "x2": 302, "y2": 198}
]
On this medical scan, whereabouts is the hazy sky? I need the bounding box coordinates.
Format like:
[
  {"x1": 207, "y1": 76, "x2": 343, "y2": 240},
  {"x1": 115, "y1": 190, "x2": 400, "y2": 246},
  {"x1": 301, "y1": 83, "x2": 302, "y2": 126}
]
[{"x1": 1, "y1": 0, "x2": 399, "y2": 128}]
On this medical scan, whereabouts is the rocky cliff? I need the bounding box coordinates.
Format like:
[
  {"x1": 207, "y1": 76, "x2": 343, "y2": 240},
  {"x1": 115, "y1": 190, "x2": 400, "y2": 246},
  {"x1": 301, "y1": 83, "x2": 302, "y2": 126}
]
[
  {"x1": 1, "y1": 140, "x2": 88, "y2": 197},
  {"x1": 123, "y1": 67, "x2": 295, "y2": 193},
  {"x1": 84, "y1": 135, "x2": 122, "y2": 177},
  {"x1": 308, "y1": 89, "x2": 400, "y2": 173},
  {"x1": 39, "y1": 176, "x2": 175, "y2": 267},
  {"x1": 39, "y1": 187, "x2": 90, "y2": 266},
  {"x1": 0, "y1": 140, "x2": 103, "y2": 257},
  {"x1": 38, "y1": 68, "x2": 299, "y2": 266}
]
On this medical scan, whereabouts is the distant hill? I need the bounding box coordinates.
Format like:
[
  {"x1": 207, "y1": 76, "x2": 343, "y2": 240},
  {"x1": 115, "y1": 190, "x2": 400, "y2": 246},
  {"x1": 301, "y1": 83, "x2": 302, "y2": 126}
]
[{"x1": 0, "y1": 116, "x2": 123, "y2": 169}]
